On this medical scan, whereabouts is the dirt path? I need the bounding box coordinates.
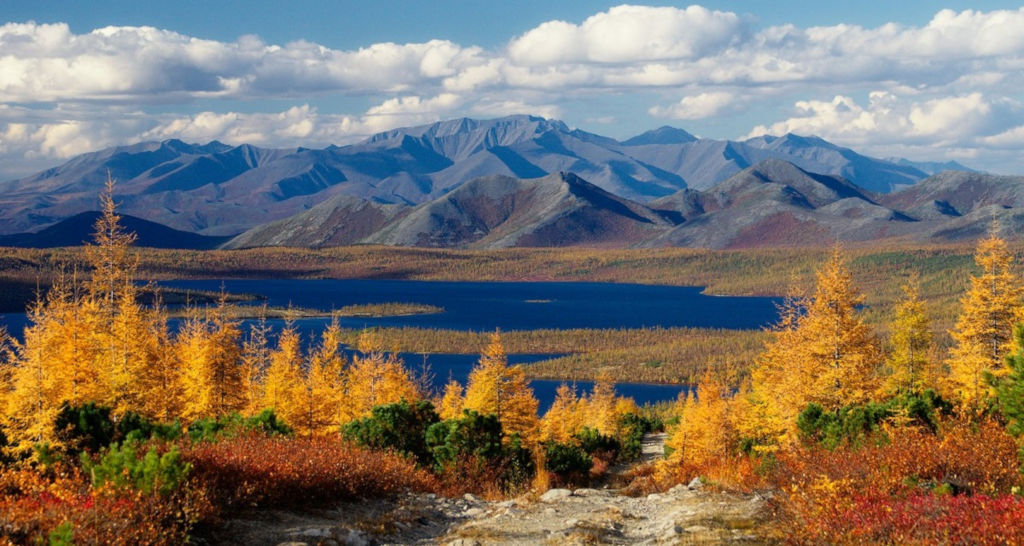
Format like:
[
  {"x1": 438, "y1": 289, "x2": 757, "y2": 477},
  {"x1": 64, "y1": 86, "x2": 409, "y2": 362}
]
[{"x1": 206, "y1": 434, "x2": 770, "y2": 545}]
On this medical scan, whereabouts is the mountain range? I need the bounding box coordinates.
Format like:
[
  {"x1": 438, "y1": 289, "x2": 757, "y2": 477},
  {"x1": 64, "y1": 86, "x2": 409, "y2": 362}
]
[{"x1": 1, "y1": 114, "x2": 1012, "y2": 250}]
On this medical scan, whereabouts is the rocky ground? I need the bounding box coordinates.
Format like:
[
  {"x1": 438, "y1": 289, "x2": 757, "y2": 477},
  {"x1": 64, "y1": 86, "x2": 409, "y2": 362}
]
[{"x1": 202, "y1": 434, "x2": 772, "y2": 545}]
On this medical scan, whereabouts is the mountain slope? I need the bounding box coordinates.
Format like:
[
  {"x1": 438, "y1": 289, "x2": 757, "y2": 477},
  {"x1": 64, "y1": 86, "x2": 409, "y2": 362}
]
[
  {"x1": 0, "y1": 212, "x2": 230, "y2": 249},
  {"x1": 362, "y1": 172, "x2": 675, "y2": 248},
  {"x1": 0, "y1": 115, "x2": 958, "y2": 237}
]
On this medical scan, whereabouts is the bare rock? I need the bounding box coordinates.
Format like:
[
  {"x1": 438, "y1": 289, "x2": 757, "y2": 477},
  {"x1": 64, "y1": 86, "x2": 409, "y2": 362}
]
[{"x1": 540, "y1": 488, "x2": 573, "y2": 503}]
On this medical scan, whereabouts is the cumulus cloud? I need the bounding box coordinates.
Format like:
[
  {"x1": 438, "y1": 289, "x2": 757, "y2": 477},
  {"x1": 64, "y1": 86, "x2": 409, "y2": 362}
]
[
  {"x1": 745, "y1": 92, "x2": 1024, "y2": 169},
  {"x1": 649, "y1": 92, "x2": 738, "y2": 120},
  {"x1": 506, "y1": 5, "x2": 745, "y2": 64},
  {"x1": 3, "y1": 5, "x2": 1024, "y2": 173}
]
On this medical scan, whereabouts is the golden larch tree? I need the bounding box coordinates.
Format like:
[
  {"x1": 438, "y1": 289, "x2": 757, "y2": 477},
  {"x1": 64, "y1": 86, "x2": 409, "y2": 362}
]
[
  {"x1": 540, "y1": 383, "x2": 584, "y2": 443},
  {"x1": 745, "y1": 247, "x2": 882, "y2": 445},
  {"x1": 947, "y1": 231, "x2": 1023, "y2": 410},
  {"x1": 341, "y1": 329, "x2": 420, "y2": 423},
  {"x1": 884, "y1": 274, "x2": 935, "y2": 394},
  {"x1": 463, "y1": 331, "x2": 539, "y2": 443},
  {"x1": 294, "y1": 318, "x2": 346, "y2": 437},
  {"x1": 261, "y1": 323, "x2": 304, "y2": 425},
  {"x1": 665, "y1": 368, "x2": 737, "y2": 467},
  {"x1": 437, "y1": 379, "x2": 465, "y2": 421}
]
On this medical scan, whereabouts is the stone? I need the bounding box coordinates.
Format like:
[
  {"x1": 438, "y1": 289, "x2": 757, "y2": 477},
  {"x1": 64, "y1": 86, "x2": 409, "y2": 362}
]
[
  {"x1": 646, "y1": 493, "x2": 663, "y2": 502},
  {"x1": 544, "y1": 507, "x2": 557, "y2": 515},
  {"x1": 687, "y1": 477, "x2": 703, "y2": 490},
  {"x1": 337, "y1": 529, "x2": 370, "y2": 546},
  {"x1": 685, "y1": 525, "x2": 710, "y2": 533},
  {"x1": 463, "y1": 493, "x2": 480, "y2": 503},
  {"x1": 446, "y1": 539, "x2": 481, "y2": 546},
  {"x1": 540, "y1": 488, "x2": 573, "y2": 503},
  {"x1": 464, "y1": 507, "x2": 484, "y2": 517},
  {"x1": 668, "y1": 484, "x2": 687, "y2": 495}
]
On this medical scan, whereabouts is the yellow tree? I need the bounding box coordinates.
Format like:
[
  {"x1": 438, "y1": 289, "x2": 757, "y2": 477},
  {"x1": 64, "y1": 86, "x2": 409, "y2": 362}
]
[
  {"x1": 947, "y1": 231, "x2": 1023, "y2": 410},
  {"x1": 341, "y1": 329, "x2": 419, "y2": 423},
  {"x1": 261, "y1": 322, "x2": 304, "y2": 425},
  {"x1": 437, "y1": 379, "x2": 465, "y2": 420},
  {"x1": 540, "y1": 383, "x2": 584, "y2": 443},
  {"x1": 463, "y1": 331, "x2": 539, "y2": 443},
  {"x1": 240, "y1": 316, "x2": 272, "y2": 414},
  {"x1": 134, "y1": 300, "x2": 183, "y2": 421},
  {"x1": 176, "y1": 302, "x2": 245, "y2": 422},
  {"x1": 746, "y1": 247, "x2": 882, "y2": 445},
  {"x1": 583, "y1": 372, "x2": 622, "y2": 436},
  {"x1": 884, "y1": 275, "x2": 935, "y2": 394},
  {"x1": 666, "y1": 368, "x2": 736, "y2": 466},
  {"x1": 293, "y1": 318, "x2": 345, "y2": 437}
]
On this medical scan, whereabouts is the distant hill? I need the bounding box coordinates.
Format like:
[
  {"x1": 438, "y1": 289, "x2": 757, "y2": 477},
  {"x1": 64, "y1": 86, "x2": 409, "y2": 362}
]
[
  {"x1": 0, "y1": 115, "x2": 960, "y2": 237},
  {"x1": 226, "y1": 162, "x2": 1024, "y2": 250},
  {"x1": 0, "y1": 212, "x2": 231, "y2": 249},
  {"x1": 227, "y1": 172, "x2": 674, "y2": 249}
]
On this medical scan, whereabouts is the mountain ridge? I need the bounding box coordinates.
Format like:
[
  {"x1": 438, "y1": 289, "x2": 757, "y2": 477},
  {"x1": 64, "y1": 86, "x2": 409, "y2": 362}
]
[{"x1": 0, "y1": 115, "x2": 974, "y2": 237}]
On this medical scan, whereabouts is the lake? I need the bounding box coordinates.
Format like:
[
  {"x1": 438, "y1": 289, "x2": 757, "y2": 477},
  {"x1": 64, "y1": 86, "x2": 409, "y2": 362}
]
[
  {"x1": 156, "y1": 279, "x2": 781, "y2": 331},
  {"x1": 0, "y1": 279, "x2": 780, "y2": 410}
]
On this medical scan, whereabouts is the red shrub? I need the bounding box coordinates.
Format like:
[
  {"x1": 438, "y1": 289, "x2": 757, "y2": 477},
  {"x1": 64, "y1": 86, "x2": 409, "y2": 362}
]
[
  {"x1": 182, "y1": 433, "x2": 438, "y2": 515},
  {"x1": 0, "y1": 464, "x2": 198, "y2": 545},
  {"x1": 769, "y1": 417, "x2": 1024, "y2": 544}
]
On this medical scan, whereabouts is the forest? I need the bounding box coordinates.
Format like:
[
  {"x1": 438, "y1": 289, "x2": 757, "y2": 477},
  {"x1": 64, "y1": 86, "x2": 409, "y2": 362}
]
[{"x1": 3, "y1": 186, "x2": 1024, "y2": 543}]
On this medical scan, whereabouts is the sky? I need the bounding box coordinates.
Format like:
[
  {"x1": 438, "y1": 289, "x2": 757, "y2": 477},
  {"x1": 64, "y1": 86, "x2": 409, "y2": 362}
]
[{"x1": 2, "y1": 1, "x2": 1024, "y2": 179}]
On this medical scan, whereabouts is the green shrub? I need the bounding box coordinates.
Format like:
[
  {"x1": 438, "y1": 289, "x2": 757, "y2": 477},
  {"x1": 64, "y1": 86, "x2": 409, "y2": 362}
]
[
  {"x1": 187, "y1": 409, "x2": 291, "y2": 441},
  {"x1": 425, "y1": 410, "x2": 504, "y2": 470},
  {"x1": 342, "y1": 400, "x2": 439, "y2": 466},
  {"x1": 797, "y1": 390, "x2": 953, "y2": 448},
  {"x1": 543, "y1": 441, "x2": 592, "y2": 483},
  {"x1": 54, "y1": 402, "x2": 116, "y2": 453},
  {"x1": 617, "y1": 412, "x2": 656, "y2": 461},
  {"x1": 81, "y1": 442, "x2": 191, "y2": 495},
  {"x1": 574, "y1": 427, "x2": 620, "y2": 459}
]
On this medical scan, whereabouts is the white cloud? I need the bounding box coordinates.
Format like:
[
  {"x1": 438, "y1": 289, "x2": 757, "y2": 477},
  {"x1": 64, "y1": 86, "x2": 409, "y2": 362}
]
[
  {"x1": 507, "y1": 5, "x2": 745, "y2": 64},
  {"x1": 649, "y1": 92, "x2": 737, "y2": 120},
  {"x1": 3, "y1": 6, "x2": 1024, "y2": 173},
  {"x1": 744, "y1": 92, "x2": 1024, "y2": 169}
]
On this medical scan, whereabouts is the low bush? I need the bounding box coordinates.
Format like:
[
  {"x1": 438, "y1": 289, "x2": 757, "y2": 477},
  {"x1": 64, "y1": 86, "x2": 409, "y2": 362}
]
[
  {"x1": 186, "y1": 409, "x2": 290, "y2": 441},
  {"x1": 425, "y1": 410, "x2": 533, "y2": 495},
  {"x1": 543, "y1": 441, "x2": 592, "y2": 486},
  {"x1": 0, "y1": 463, "x2": 199, "y2": 545},
  {"x1": 796, "y1": 390, "x2": 952, "y2": 449},
  {"x1": 343, "y1": 400, "x2": 439, "y2": 466},
  {"x1": 182, "y1": 433, "x2": 437, "y2": 514},
  {"x1": 81, "y1": 441, "x2": 191, "y2": 495}
]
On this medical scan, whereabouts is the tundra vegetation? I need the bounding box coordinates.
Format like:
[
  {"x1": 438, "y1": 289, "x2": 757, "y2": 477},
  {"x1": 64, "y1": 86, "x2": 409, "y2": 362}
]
[{"x1": 2, "y1": 187, "x2": 1024, "y2": 543}]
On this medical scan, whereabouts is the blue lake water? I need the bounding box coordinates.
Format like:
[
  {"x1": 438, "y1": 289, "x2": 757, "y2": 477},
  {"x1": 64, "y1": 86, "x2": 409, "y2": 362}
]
[
  {"x1": 0, "y1": 279, "x2": 779, "y2": 410},
  {"x1": 156, "y1": 279, "x2": 782, "y2": 331}
]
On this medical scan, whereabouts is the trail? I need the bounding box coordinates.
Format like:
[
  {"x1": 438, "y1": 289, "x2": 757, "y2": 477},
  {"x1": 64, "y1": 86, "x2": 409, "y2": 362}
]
[{"x1": 206, "y1": 433, "x2": 770, "y2": 545}]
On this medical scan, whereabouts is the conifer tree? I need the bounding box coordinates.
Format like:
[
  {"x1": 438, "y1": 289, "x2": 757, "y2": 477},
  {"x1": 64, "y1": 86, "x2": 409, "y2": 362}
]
[
  {"x1": 294, "y1": 318, "x2": 345, "y2": 437},
  {"x1": 540, "y1": 383, "x2": 584, "y2": 443},
  {"x1": 133, "y1": 297, "x2": 183, "y2": 421},
  {"x1": 240, "y1": 315, "x2": 272, "y2": 414},
  {"x1": 261, "y1": 322, "x2": 303, "y2": 425},
  {"x1": 746, "y1": 247, "x2": 882, "y2": 445},
  {"x1": 583, "y1": 372, "x2": 620, "y2": 436},
  {"x1": 341, "y1": 329, "x2": 419, "y2": 423},
  {"x1": 666, "y1": 368, "x2": 736, "y2": 466},
  {"x1": 463, "y1": 331, "x2": 539, "y2": 444},
  {"x1": 948, "y1": 231, "x2": 1023, "y2": 411},
  {"x1": 885, "y1": 274, "x2": 934, "y2": 394},
  {"x1": 437, "y1": 379, "x2": 465, "y2": 421}
]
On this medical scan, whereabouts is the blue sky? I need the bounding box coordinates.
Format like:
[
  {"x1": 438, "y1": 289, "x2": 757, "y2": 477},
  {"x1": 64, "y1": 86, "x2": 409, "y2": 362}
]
[{"x1": 2, "y1": 2, "x2": 1024, "y2": 177}]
